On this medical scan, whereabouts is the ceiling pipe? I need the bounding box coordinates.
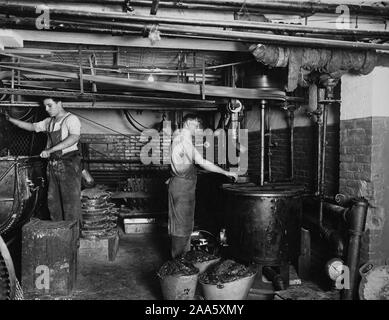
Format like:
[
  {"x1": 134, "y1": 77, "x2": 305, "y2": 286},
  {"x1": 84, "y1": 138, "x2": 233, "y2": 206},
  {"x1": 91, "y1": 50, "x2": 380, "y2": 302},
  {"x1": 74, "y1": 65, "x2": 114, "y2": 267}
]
[
  {"x1": 134, "y1": 0, "x2": 389, "y2": 16},
  {"x1": 1, "y1": 3, "x2": 389, "y2": 39},
  {"x1": 60, "y1": 18, "x2": 389, "y2": 51},
  {"x1": 68, "y1": 13, "x2": 389, "y2": 39},
  {"x1": 12, "y1": 0, "x2": 389, "y2": 17},
  {"x1": 2, "y1": 14, "x2": 389, "y2": 51}
]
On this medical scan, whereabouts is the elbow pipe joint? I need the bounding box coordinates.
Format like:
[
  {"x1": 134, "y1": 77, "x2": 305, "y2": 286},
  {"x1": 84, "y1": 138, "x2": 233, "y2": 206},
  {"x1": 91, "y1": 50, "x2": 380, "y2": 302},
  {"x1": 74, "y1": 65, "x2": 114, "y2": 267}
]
[{"x1": 344, "y1": 198, "x2": 369, "y2": 234}]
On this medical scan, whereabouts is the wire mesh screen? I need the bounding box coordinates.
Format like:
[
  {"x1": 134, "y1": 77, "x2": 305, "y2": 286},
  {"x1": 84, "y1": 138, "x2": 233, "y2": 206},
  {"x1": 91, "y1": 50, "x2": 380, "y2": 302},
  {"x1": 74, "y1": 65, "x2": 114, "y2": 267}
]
[
  {"x1": 0, "y1": 129, "x2": 47, "y2": 156},
  {"x1": 0, "y1": 108, "x2": 47, "y2": 157},
  {"x1": 8, "y1": 128, "x2": 34, "y2": 156}
]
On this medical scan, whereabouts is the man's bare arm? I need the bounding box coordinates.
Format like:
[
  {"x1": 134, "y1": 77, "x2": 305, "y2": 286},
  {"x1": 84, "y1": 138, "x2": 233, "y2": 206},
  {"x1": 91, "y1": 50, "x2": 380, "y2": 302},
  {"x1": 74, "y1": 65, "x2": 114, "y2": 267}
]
[
  {"x1": 192, "y1": 144, "x2": 238, "y2": 180},
  {"x1": 40, "y1": 134, "x2": 80, "y2": 158},
  {"x1": 8, "y1": 117, "x2": 35, "y2": 132}
]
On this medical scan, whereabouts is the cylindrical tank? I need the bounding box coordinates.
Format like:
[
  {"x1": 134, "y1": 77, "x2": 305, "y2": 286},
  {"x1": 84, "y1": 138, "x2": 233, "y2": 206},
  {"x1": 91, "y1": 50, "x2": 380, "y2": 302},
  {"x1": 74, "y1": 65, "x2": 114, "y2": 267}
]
[
  {"x1": 0, "y1": 156, "x2": 44, "y2": 236},
  {"x1": 222, "y1": 183, "x2": 303, "y2": 266}
]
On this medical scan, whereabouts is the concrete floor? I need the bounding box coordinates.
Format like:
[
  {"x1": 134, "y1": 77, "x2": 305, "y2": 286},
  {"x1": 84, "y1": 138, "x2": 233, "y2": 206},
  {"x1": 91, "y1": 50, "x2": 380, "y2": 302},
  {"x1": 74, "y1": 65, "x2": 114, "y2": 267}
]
[
  {"x1": 67, "y1": 230, "x2": 339, "y2": 300},
  {"x1": 72, "y1": 231, "x2": 170, "y2": 300}
]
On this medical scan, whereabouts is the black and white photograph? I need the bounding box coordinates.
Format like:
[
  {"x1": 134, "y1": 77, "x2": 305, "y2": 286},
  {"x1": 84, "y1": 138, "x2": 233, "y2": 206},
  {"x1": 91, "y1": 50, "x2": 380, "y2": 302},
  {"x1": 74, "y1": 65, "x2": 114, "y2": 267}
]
[{"x1": 0, "y1": 0, "x2": 389, "y2": 306}]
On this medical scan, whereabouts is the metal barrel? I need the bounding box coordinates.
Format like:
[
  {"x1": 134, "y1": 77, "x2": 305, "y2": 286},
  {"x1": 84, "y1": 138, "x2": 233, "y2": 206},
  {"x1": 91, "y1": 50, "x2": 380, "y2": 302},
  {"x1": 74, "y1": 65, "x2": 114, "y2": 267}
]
[
  {"x1": 0, "y1": 157, "x2": 44, "y2": 236},
  {"x1": 221, "y1": 183, "x2": 303, "y2": 266}
]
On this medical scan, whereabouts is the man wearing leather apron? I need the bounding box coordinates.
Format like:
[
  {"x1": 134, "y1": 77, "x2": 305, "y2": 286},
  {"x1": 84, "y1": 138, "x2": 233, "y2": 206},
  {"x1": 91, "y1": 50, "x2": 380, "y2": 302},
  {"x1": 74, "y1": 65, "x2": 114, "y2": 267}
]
[
  {"x1": 6, "y1": 98, "x2": 82, "y2": 223},
  {"x1": 168, "y1": 114, "x2": 238, "y2": 258}
]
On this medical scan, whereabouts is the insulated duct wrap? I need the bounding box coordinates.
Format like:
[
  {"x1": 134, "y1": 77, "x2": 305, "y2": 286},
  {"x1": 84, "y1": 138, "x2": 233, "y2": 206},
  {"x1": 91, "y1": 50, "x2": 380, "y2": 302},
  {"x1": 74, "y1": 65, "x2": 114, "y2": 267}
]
[{"x1": 249, "y1": 44, "x2": 378, "y2": 91}]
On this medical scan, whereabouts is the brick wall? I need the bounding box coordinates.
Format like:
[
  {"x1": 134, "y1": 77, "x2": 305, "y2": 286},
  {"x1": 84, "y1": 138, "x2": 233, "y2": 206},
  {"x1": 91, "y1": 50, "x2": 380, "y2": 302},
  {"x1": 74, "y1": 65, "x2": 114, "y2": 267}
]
[
  {"x1": 248, "y1": 124, "x2": 340, "y2": 197},
  {"x1": 81, "y1": 133, "x2": 170, "y2": 166},
  {"x1": 80, "y1": 133, "x2": 170, "y2": 187},
  {"x1": 339, "y1": 117, "x2": 389, "y2": 265}
]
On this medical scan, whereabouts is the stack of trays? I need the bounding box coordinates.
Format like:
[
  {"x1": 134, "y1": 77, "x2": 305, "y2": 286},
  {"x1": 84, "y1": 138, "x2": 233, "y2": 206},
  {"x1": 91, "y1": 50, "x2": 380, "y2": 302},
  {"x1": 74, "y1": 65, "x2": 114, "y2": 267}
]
[{"x1": 80, "y1": 188, "x2": 118, "y2": 239}]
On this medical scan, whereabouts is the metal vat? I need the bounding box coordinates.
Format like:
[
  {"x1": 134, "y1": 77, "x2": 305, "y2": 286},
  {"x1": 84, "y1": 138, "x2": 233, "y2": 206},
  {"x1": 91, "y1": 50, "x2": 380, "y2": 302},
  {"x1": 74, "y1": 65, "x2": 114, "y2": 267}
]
[
  {"x1": 0, "y1": 156, "x2": 44, "y2": 236},
  {"x1": 222, "y1": 183, "x2": 303, "y2": 266}
]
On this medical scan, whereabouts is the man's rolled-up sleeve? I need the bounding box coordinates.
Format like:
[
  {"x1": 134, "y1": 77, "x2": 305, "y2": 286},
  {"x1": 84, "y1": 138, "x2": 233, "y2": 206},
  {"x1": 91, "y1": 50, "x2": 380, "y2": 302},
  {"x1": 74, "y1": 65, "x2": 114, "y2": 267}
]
[
  {"x1": 67, "y1": 115, "x2": 81, "y2": 136},
  {"x1": 33, "y1": 118, "x2": 50, "y2": 132}
]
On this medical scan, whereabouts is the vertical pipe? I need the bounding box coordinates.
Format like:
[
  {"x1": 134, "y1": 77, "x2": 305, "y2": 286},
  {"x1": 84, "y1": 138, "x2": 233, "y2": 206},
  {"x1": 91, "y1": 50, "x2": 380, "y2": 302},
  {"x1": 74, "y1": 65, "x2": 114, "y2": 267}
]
[
  {"x1": 289, "y1": 108, "x2": 295, "y2": 181},
  {"x1": 201, "y1": 59, "x2": 206, "y2": 100},
  {"x1": 260, "y1": 99, "x2": 266, "y2": 186},
  {"x1": 318, "y1": 88, "x2": 327, "y2": 229},
  {"x1": 320, "y1": 103, "x2": 328, "y2": 196},
  {"x1": 17, "y1": 58, "x2": 21, "y2": 102},
  {"x1": 316, "y1": 91, "x2": 324, "y2": 196},
  {"x1": 267, "y1": 104, "x2": 272, "y2": 182},
  {"x1": 78, "y1": 47, "x2": 84, "y2": 94},
  {"x1": 193, "y1": 52, "x2": 197, "y2": 84},
  {"x1": 342, "y1": 199, "x2": 368, "y2": 300},
  {"x1": 11, "y1": 57, "x2": 15, "y2": 104}
]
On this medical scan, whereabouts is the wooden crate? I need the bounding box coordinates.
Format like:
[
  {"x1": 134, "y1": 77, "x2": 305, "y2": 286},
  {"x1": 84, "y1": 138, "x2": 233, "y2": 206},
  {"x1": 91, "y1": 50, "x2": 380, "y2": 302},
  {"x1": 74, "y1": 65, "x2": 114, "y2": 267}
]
[
  {"x1": 79, "y1": 232, "x2": 119, "y2": 262},
  {"x1": 21, "y1": 219, "x2": 78, "y2": 298},
  {"x1": 124, "y1": 218, "x2": 159, "y2": 234}
]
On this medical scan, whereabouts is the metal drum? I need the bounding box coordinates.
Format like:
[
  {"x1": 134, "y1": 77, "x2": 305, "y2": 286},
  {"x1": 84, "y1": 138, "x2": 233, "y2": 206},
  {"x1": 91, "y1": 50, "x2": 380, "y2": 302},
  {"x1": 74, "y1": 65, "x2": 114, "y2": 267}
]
[
  {"x1": 0, "y1": 157, "x2": 44, "y2": 236},
  {"x1": 222, "y1": 183, "x2": 303, "y2": 266}
]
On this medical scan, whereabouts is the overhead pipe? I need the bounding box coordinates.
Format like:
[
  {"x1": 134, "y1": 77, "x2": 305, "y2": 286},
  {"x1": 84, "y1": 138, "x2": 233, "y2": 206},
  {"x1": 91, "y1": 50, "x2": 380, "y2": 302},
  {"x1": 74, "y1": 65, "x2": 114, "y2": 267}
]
[
  {"x1": 138, "y1": 0, "x2": 389, "y2": 16},
  {"x1": 2, "y1": 7, "x2": 389, "y2": 50},
  {"x1": 1, "y1": 16, "x2": 387, "y2": 51},
  {"x1": 47, "y1": 21, "x2": 389, "y2": 51},
  {"x1": 15, "y1": 0, "x2": 389, "y2": 17},
  {"x1": 0, "y1": 16, "x2": 141, "y2": 36},
  {"x1": 2, "y1": 2, "x2": 389, "y2": 38}
]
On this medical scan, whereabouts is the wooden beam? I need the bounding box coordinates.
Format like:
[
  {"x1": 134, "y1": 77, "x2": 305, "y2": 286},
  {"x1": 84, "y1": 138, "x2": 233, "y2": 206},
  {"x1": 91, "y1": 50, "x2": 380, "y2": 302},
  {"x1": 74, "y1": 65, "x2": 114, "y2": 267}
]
[{"x1": 4, "y1": 29, "x2": 247, "y2": 52}]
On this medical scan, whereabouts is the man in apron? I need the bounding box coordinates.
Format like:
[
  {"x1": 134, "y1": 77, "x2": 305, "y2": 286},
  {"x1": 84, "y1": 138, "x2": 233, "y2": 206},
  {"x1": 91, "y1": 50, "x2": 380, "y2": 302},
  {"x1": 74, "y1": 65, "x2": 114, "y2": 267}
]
[
  {"x1": 7, "y1": 97, "x2": 82, "y2": 223},
  {"x1": 168, "y1": 114, "x2": 238, "y2": 258}
]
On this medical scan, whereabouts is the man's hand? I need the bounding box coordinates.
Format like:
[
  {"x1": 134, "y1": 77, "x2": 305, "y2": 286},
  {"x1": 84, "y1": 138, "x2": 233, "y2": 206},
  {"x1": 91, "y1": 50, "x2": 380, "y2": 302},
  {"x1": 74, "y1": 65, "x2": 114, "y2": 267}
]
[
  {"x1": 40, "y1": 149, "x2": 52, "y2": 158},
  {"x1": 225, "y1": 171, "x2": 238, "y2": 183}
]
